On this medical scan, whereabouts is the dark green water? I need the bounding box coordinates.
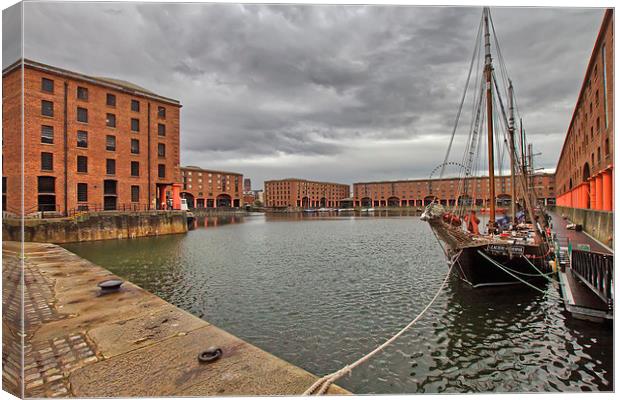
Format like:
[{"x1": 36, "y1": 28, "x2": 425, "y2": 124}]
[{"x1": 64, "y1": 213, "x2": 613, "y2": 393}]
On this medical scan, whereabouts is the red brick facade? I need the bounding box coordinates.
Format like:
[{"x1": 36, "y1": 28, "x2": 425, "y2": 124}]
[
  {"x1": 2, "y1": 59, "x2": 182, "y2": 215},
  {"x1": 180, "y1": 166, "x2": 243, "y2": 208},
  {"x1": 555, "y1": 9, "x2": 614, "y2": 211},
  {"x1": 353, "y1": 174, "x2": 555, "y2": 208},
  {"x1": 264, "y1": 179, "x2": 350, "y2": 208}
]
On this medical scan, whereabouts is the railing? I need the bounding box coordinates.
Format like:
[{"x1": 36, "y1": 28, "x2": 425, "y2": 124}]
[
  {"x1": 2, "y1": 203, "x2": 169, "y2": 219},
  {"x1": 571, "y1": 249, "x2": 614, "y2": 309},
  {"x1": 66, "y1": 203, "x2": 156, "y2": 217}
]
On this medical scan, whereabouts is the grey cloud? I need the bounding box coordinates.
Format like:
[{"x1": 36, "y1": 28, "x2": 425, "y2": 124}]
[
  {"x1": 2, "y1": 2, "x2": 22, "y2": 67},
  {"x1": 18, "y1": 3, "x2": 603, "y2": 188}
]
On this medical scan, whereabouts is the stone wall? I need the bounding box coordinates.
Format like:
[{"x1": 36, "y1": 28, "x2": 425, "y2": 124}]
[
  {"x1": 2, "y1": 211, "x2": 188, "y2": 243},
  {"x1": 553, "y1": 206, "x2": 613, "y2": 248},
  {"x1": 188, "y1": 208, "x2": 248, "y2": 217}
]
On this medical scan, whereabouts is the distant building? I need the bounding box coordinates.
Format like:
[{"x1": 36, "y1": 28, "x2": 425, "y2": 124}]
[
  {"x1": 243, "y1": 178, "x2": 252, "y2": 192},
  {"x1": 243, "y1": 189, "x2": 264, "y2": 206},
  {"x1": 243, "y1": 192, "x2": 256, "y2": 205},
  {"x1": 264, "y1": 179, "x2": 349, "y2": 208},
  {"x1": 254, "y1": 189, "x2": 264, "y2": 204},
  {"x1": 2, "y1": 59, "x2": 182, "y2": 215},
  {"x1": 555, "y1": 9, "x2": 613, "y2": 211},
  {"x1": 180, "y1": 166, "x2": 243, "y2": 208},
  {"x1": 353, "y1": 174, "x2": 555, "y2": 208}
]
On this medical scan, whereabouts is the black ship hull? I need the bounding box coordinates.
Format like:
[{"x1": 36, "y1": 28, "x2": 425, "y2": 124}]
[{"x1": 452, "y1": 242, "x2": 551, "y2": 288}]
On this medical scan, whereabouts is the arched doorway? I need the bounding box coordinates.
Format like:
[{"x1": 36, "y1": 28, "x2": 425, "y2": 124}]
[
  {"x1": 361, "y1": 197, "x2": 372, "y2": 207},
  {"x1": 181, "y1": 192, "x2": 195, "y2": 209},
  {"x1": 582, "y1": 162, "x2": 591, "y2": 208},
  {"x1": 301, "y1": 196, "x2": 310, "y2": 208},
  {"x1": 583, "y1": 162, "x2": 591, "y2": 182},
  {"x1": 216, "y1": 194, "x2": 231, "y2": 208},
  {"x1": 319, "y1": 197, "x2": 327, "y2": 208},
  {"x1": 387, "y1": 196, "x2": 400, "y2": 207}
]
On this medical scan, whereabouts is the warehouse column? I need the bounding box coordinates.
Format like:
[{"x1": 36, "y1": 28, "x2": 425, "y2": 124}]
[
  {"x1": 172, "y1": 183, "x2": 182, "y2": 210},
  {"x1": 589, "y1": 179, "x2": 596, "y2": 210},
  {"x1": 602, "y1": 168, "x2": 612, "y2": 211},
  {"x1": 595, "y1": 174, "x2": 603, "y2": 210}
]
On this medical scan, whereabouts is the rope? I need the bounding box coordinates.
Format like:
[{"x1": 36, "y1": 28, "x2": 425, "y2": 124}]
[
  {"x1": 476, "y1": 250, "x2": 561, "y2": 299},
  {"x1": 303, "y1": 261, "x2": 455, "y2": 395},
  {"x1": 438, "y1": 14, "x2": 483, "y2": 182},
  {"x1": 520, "y1": 254, "x2": 556, "y2": 282},
  {"x1": 501, "y1": 261, "x2": 555, "y2": 278}
]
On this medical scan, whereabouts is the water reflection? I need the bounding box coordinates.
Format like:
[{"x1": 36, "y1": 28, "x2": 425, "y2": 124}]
[{"x1": 63, "y1": 214, "x2": 612, "y2": 394}]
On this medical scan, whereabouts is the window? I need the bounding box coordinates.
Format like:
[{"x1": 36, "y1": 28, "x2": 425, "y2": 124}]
[
  {"x1": 158, "y1": 106, "x2": 166, "y2": 118},
  {"x1": 41, "y1": 125, "x2": 54, "y2": 144},
  {"x1": 77, "y1": 86, "x2": 88, "y2": 100},
  {"x1": 106, "y1": 113, "x2": 116, "y2": 127},
  {"x1": 131, "y1": 99, "x2": 140, "y2": 112},
  {"x1": 41, "y1": 78, "x2": 54, "y2": 93},
  {"x1": 77, "y1": 156, "x2": 88, "y2": 173},
  {"x1": 131, "y1": 139, "x2": 140, "y2": 154},
  {"x1": 131, "y1": 185, "x2": 140, "y2": 202},
  {"x1": 158, "y1": 143, "x2": 165, "y2": 157},
  {"x1": 104, "y1": 180, "x2": 117, "y2": 195},
  {"x1": 77, "y1": 183, "x2": 88, "y2": 202},
  {"x1": 41, "y1": 152, "x2": 53, "y2": 171},
  {"x1": 77, "y1": 131, "x2": 88, "y2": 148},
  {"x1": 42, "y1": 100, "x2": 54, "y2": 117},
  {"x1": 158, "y1": 164, "x2": 166, "y2": 178},
  {"x1": 106, "y1": 135, "x2": 116, "y2": 151},
  {"x1": 131, "y1": 161, "x2": 140, "y2": 176},
  {"x1": 131, "y1": 118, "x2": 140, "y2": 132},
  {"x1": 37, "y1": 176, "x2": 55, "y2": 193},
  {"x1": 597, "y1": 147, "x2": 601, "y2": 163},
  {"x1": 605, "y1": 138, "x2": 610, "y2": 156},
  {"x1": 106, "y1": 93, "x2": 116, "y2": 106},
  {"x1": 158, "y1": 123, "x2": 166, "y2": 136},
  {"x1": 77, "y1": 107, "x2": 88, "y2": 123},
  {"x1": 2, "y1": 177, "x2": 6, "y2": 212},
  {"x1": 106, "y1": 159, "x2": 116, "y2": 175}
]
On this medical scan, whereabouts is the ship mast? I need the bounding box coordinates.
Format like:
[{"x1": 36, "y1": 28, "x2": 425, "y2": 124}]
[
  {"x1": 483, "y1": 7, "x2": 496, "y2": 231},
  {"x1": 508, "y1": 80, "x2": 517, "y2": 225}
]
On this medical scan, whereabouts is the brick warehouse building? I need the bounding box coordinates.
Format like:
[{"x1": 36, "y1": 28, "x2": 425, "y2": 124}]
[
  {"x1": 353, "y1": 173, "x2": 556, "y2": 208},
  {"x1": 2, "y1": 59, "x2": 182, "y2": 215},
  {"x1": 264, "y1": 178, "x2": 350, "y2": 208},
  {"x1": 555, "y1": 9, "x2": 614, "y2": 211},
  {"x1": 180, "y1": 166, "x2": 243, "y2": 208}
]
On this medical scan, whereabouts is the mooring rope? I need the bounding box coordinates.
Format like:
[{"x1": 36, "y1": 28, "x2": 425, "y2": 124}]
[
  {"x1": 500, "y1": 262, "x2": 555, "y2": 278},
  {"x1": 476, "y1": 250, "x2": 561, "y2": 299},
  {"x1": 303, "y1": 260, "x2": 455, "y2": 395},
  {"x1": 520, "y1": 254, "x2": 556, "y2": 282}
]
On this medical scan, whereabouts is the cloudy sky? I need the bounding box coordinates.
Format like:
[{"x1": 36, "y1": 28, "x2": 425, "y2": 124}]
[{"x1": 3, "y1": 2, "x2": 604, "y2": 188}]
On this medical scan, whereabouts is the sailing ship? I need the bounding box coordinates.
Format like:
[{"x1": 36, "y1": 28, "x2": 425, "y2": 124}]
[{"x1": 421, "y1": 7, "x2": 552, "y2": 288}]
